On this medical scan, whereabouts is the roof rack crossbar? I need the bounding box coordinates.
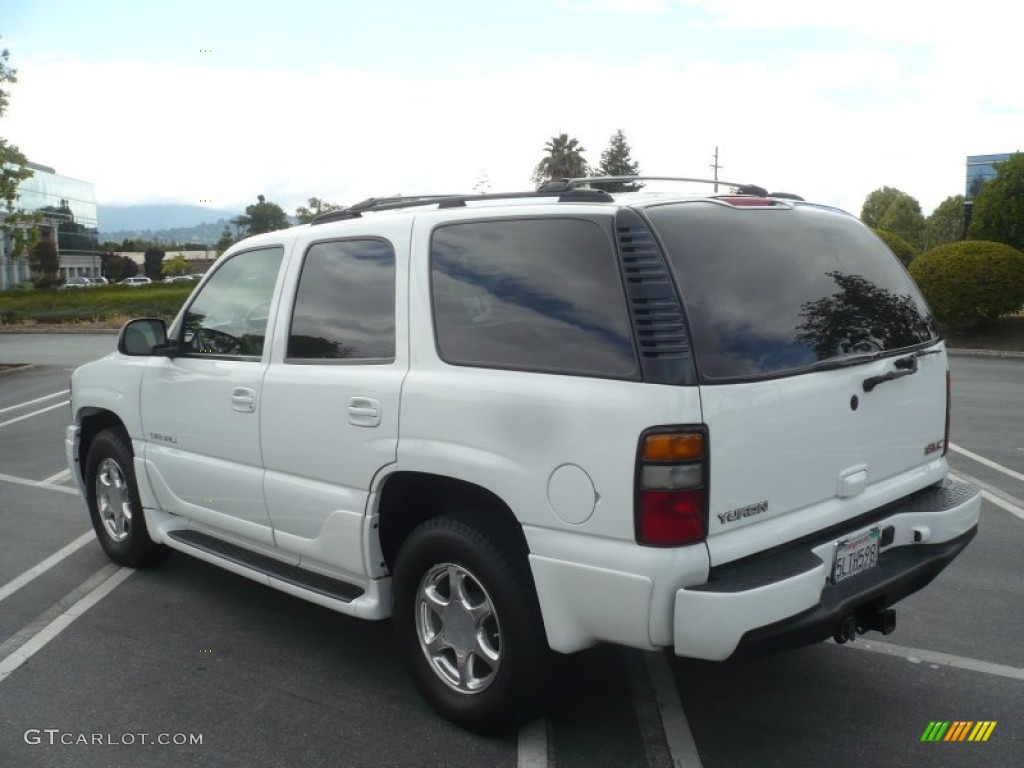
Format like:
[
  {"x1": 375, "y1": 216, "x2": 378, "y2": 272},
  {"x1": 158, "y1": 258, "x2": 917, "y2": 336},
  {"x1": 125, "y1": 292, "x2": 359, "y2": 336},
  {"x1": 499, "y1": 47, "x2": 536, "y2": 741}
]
[
  {"x1": 539, "y1": 175, "x2": 762, "y2": 192},
  {"x1": 310, "y1": 188, "x2": 613, "y2": 224}
]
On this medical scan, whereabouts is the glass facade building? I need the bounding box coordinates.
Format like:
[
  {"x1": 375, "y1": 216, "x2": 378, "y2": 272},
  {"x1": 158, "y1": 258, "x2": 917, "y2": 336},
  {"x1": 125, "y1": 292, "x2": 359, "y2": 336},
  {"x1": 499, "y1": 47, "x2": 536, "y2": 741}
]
[
  {"x1": 1, "y1": 162, "x2": 100, "y2": 290},
  {"x1": 965, "y1": 153, "x2": 1013, "y2": 200}
]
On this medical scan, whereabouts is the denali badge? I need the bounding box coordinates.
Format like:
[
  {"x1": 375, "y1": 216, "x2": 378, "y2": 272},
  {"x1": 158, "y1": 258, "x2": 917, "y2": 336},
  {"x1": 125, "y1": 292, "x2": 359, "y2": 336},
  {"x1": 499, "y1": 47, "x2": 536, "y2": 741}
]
[
  {"x1": 718, "y1": 500, "x2": 769, "y2": 525},
  {"x1": 149, "y1": 432, "x2": 178, "y2": 444}
]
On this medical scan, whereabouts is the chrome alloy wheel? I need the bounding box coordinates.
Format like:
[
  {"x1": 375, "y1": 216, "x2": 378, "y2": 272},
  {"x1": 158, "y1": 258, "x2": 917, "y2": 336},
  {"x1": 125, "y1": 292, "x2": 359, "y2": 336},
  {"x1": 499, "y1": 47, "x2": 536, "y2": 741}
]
[
  {"x1": 415, "y1": 563, "x2": 502, "y2": 694},
  {"x1": 95, "y1": 457, "x2": 133, "y2": 542}
]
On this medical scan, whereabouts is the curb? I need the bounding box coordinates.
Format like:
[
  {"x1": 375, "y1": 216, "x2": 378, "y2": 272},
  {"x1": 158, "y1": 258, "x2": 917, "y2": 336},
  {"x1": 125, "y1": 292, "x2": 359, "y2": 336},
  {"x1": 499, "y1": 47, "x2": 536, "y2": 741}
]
[
  {"x1": 0, "y1": 364, "x2": 38, "y2": 376},
  {"x1": 946, "y1": 348, "x2": 1024, "y2": 359},
  {"x1": 0, "y1": 328, "x2": 119, "y2": 335}
]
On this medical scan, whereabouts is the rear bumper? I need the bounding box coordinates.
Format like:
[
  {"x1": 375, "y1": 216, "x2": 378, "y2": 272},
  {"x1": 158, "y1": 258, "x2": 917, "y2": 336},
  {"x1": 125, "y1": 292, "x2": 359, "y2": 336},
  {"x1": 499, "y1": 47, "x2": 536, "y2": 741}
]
[{"x1": 673, "y1": 480, "x2": 981, "y2": 660}]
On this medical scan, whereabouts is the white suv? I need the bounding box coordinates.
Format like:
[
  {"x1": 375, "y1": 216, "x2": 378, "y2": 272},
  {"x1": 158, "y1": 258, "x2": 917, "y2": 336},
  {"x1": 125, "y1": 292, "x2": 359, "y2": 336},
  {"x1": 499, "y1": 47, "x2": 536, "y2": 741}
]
[{"x1": 66, "y1": 177, "x2": 980, "y2": 732}]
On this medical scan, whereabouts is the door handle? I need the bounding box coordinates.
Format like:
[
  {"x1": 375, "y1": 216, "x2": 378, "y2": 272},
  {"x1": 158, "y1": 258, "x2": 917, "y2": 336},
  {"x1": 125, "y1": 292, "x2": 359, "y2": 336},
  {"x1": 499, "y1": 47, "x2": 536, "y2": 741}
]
[
  {"x1": 231, "y1": 387, "x2": 256, "y2": 413},
  {"x1": 348, "y1": 397, "x2": 381, "y2": 427}
]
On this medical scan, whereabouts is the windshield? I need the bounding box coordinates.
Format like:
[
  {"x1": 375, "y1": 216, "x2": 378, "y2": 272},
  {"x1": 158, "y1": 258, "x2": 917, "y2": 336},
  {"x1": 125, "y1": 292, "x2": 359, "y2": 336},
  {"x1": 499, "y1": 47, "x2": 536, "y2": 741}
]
[{"x1": 645, "y1": 202, "x2": 938, "y2": 382}]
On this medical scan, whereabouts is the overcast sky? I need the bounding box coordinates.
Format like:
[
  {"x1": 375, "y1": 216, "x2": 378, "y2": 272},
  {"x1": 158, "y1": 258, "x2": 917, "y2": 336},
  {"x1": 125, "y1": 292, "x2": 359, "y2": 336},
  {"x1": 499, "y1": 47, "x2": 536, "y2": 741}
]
[{"x1": 3, "y1": 0, "x2": 1020, "y2": 218}]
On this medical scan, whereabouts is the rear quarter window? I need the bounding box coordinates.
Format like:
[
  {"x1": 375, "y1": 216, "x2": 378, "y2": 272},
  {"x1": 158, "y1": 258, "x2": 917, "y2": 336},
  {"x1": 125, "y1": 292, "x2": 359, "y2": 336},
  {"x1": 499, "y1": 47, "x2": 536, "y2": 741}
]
[
  {"x1": 430, "y1": 217, "x2": 638, "y2": 379},
  {"x1": 644, "y1": 202, "x2": 938, "y2": 381}
]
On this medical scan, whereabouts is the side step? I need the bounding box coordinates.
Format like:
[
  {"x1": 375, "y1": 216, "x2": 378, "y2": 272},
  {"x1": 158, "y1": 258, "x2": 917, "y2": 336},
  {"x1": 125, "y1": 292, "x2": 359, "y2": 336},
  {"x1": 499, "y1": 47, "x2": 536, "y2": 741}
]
[{"x1": 168, "y1": 530, "x2": 365, "y2": 603}]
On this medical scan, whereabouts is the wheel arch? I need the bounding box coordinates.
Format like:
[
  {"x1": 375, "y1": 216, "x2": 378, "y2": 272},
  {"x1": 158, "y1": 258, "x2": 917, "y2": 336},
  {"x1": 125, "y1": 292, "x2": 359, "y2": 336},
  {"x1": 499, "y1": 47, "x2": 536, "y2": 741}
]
[
  {"x1": 376, "y1": 471, "x2": 530, "y2": 573},
  {"x1": 77, "y1": 409, "x2": 130, "y2": 484}
]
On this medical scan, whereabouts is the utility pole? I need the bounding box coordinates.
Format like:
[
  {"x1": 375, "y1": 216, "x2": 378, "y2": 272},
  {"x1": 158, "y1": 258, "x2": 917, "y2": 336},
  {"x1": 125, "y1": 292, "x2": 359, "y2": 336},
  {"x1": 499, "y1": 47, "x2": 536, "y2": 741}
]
[{"x1": 710, "y1": 146, "x2": 722, "y2": 192}]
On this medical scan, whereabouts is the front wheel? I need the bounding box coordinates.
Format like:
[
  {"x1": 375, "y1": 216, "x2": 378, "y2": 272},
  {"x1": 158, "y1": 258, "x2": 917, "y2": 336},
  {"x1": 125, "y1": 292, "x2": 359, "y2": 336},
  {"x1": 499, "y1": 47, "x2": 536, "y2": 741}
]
[
  {"x1": 392, "y1": 516, "x2": 550, "y2": 733},
  {"x1": 85, "y1": 428, "x2": 168, "y2": 567}
]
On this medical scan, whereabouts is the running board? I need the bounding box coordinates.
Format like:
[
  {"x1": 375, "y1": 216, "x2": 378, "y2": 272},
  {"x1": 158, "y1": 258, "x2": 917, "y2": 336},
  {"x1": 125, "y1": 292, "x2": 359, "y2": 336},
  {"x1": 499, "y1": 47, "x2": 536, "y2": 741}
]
[{"x1": 168, "y1": 530, "x2": 365, "y2": 603}]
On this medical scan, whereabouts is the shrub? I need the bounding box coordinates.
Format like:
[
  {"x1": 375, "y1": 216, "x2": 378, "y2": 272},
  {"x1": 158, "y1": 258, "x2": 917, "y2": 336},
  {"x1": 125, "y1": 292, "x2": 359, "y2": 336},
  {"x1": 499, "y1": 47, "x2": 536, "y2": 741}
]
[
  {"x1": 909, "y1": 240, "x2": 1024, "y2": 327},
  {"x1": 873, "y1": 228, "x2": 919, "y2": 266}
]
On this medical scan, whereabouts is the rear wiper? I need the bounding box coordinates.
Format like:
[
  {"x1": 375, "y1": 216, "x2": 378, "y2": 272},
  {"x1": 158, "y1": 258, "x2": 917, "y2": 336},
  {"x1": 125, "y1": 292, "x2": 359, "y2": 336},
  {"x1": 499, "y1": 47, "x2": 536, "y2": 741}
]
[
  {"x1": 862, "y1": 347, "x2": 938, "y2": 392},
  {"x1": 805, "y1": 352, "x2": 882, "y2": 373}
]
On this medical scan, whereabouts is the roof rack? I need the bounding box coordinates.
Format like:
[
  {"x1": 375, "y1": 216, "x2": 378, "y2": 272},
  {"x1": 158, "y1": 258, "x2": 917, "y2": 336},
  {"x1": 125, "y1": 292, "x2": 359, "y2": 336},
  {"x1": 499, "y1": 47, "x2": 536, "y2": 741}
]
[
  {"x1": 538, "y1": 175, "x2": 765, "y2": 193},
  {"x1": 310, "y1": 187, "x2": 614, "y2": 225}
]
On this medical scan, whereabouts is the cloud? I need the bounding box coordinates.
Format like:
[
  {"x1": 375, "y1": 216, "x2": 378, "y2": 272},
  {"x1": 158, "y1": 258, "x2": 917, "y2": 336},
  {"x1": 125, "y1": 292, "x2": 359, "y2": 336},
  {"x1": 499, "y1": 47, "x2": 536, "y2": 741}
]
[{"x1": 4, "y1": 28, "x2": 1020, "y2": 221}]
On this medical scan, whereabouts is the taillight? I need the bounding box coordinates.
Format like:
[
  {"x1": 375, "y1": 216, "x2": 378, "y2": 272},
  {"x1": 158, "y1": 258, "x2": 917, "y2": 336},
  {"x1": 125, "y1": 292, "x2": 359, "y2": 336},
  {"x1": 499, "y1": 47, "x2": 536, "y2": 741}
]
[
  {"x1": 943, "y1": 370, "x2": 951, "y2": 456},
  {"x1": 636, "y1": 427, "x2": 708, "y2": 546}
]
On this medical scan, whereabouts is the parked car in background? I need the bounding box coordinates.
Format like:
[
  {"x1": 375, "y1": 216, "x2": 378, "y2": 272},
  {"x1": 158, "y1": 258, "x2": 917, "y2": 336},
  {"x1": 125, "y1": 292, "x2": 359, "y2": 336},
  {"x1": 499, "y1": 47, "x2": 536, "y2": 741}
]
[
  {"x1": 61, "y1": 276, "x2": 92, "y2": 289},
  {"x1": 119, "y1": 276, "x2": 152, "y2": 286},
  {"x1": 88, "y1": 276, "x2": 110, "y2": 286}
]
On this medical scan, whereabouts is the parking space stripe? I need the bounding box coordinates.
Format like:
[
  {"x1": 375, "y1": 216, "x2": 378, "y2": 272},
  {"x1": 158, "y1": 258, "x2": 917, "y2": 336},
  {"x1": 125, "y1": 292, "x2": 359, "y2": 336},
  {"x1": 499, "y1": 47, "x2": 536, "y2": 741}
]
[
  {"x1": 38, "y1": 468, "x2": 72, "y2": 486},
  {"x1": 0, "y1": 390, "x2": 69, "y2": 416},
  {"x1": 645, "y1": 651, "x2": 704, "y2": 768},
  {"x1": 0, "y1": 531, "x2": 95, "y2": 605},
  {"x1": 949, "y1": 442, "x2": 1024, "y2": 484},
  {"x1": 0, "y1": 401, "x2": 70, "y2": 430},
  {"x1": 838, "y1": 639, "x2": 1024, "y2": 681},
  {"x1": 0, "y1": 566, "x2": 133, "y2": 684},
  {"x1": 517, "y1": 717, "x2": 547, "y2": 768},
  {"x1": 0, "y1": 471, "x2": 79, "y2": 496}
]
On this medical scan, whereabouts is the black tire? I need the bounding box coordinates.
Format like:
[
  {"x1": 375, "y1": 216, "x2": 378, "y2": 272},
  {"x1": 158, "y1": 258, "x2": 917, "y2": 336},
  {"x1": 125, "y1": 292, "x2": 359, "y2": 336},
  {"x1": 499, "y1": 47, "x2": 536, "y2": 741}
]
[
  {"x1": 392, "y1": 515, "x2": 551, "y2": 734},
  {"x1": 85, "y1": 428, "x2": 169, "y2": 567}
]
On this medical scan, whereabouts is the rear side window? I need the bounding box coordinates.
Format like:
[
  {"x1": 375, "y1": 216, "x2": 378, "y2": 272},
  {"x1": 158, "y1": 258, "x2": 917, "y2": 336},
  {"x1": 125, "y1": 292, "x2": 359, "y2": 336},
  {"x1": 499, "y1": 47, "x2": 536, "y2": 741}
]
[
  {"x1": 430, "y1": 218, "x2": 637, "y2": 379},
  {"x1": 287, "y1": 238, "x2": 395, "y2": 361},
  {"x1": 645, "y1": 203, "x2": 938, "y2": 381}
]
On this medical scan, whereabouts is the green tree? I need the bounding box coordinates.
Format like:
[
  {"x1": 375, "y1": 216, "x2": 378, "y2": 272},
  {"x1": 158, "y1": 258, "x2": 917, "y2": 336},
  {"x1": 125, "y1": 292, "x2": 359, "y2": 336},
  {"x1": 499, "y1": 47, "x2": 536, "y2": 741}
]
[
  {"x1": 295, "y1": 197, "x2": 342, "y2": 224},
  {"x1": 163, "y1": 254, "x2": 191, "y2": 276},
  {"x1": 967, "y1": 153, "x2": 1024, "y2": 250},
  {"x1": 28, "y1": 238, "x2": 62, "y2": 290},
  {"x1": 234, "y1": 194, "x2": 289, "y2": 236},
  {"x1": 872, "y1": 229, "x2": 919, "y2": 267},
  {"x1": 860, "y1": 187, "x2": 925, "y2": 247},
  {"x1": 143, "y1": 246, "x2": 164, "y2": 280},
  {"x1": 1, "y1": 37, "x2": 38, "y2": 262},
  {"x1": 531, "y1": 133, "x2": 590, "y2": 186},
  {"x1": 925, "y1": 195, "x2": 966, "y2": 249},
  {"x1": 594, "y1": 129, "x2": 643, "y2": 192},
  {"x1": 215, "y1": 225, "x2": 235, "y2": 255}
]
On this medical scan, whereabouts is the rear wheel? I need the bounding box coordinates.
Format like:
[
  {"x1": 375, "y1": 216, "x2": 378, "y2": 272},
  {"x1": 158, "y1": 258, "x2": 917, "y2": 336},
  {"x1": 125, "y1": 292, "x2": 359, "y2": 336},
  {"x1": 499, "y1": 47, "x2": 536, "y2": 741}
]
[
  {"x1": 393, "y1": 515, "x2": 550, "y2": 733},
  {"x1": 85, "y1": 428, "x2": 168, "y2": 567}
]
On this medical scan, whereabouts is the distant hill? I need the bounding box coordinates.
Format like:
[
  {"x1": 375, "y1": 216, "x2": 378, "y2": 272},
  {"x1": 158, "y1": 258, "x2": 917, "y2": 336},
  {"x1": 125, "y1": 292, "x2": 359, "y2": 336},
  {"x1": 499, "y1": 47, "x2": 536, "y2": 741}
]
[{"x1": 99, "y1": 204, "x2": 238, "y2": 232}]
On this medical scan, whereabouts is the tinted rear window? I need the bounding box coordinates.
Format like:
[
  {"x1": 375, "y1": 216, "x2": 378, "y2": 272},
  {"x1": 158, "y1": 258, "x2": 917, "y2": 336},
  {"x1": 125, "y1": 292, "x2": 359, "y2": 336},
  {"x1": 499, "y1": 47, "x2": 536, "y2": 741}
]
[
  {"x1": 430, "y1": 218, "x2": 638, "y2": 379},
  {"x1": 645, "y1": 202, "x2": 938, "y2": 381}
]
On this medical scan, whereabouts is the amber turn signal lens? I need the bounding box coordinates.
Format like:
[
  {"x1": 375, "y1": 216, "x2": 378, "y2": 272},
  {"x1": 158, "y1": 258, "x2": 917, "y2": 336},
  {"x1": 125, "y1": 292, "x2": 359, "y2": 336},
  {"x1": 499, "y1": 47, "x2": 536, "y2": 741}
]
[{"x1": 643, "y1": 433, "x2": 704, "y2": 462}]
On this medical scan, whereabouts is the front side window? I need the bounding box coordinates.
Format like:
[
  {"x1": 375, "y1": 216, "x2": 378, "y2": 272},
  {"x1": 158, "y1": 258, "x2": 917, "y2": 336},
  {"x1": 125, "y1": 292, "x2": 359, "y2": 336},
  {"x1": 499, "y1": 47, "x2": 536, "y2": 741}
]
[
  {"x1": 181, "y1": 246, "x2": 284, "y2": 359},
  {"x1": 430, "y1": 218, "x2": 637, "y2": 379},
  {"x1": 287, "y1": 238, "x2": 396, "y2": 361}
]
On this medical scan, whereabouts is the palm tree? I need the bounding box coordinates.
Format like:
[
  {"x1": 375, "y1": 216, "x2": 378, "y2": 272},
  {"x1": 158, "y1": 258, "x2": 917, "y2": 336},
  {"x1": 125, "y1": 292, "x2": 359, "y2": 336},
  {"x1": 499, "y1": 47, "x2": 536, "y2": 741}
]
[{"x1": 531, "y1": 133, "x2": 590, "y2": 186}]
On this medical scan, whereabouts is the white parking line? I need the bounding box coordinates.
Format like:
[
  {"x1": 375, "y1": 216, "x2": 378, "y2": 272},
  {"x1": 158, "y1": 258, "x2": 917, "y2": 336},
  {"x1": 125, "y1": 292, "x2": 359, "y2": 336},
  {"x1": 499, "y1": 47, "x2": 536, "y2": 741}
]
[
  {"x1": 0, "y1": 566, "x2": 134, "y2": 684},
  {"x1": 0, "y1": 471, "x2": 79, "y2": 496},
  {"x1": 38, "y1": 468, "x2": 72, "y2": 486},
  {"x1": 517, "y1": 718, "x2": 548, "y2": 768},
  {"x1": 645, "y1": 651, "x2": 704, "y2": 768},
  {"x1": 950, "y1": 471, "x2": 1024, "y2": 522},
  {"x1": 839, "y1": 639, "x2": 1024, "y2": 682},
  {"x1": 0, "y1": 389, "x2": 69, "y2": 416},
  {"x1": 949, "y1": 442, "x2": 1024, "y2": 484},
  {"x1": 0, "y1": 401, "x2": 70, "y2": 430},
  {"x1": 0, "y1": 531, "x2": 95, "y2": 605}
]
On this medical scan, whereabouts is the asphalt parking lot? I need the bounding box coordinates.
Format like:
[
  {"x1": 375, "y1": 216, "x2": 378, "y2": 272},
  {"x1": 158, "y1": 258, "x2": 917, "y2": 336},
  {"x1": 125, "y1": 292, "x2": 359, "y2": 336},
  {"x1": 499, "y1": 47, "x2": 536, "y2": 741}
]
[{"x1": 0, "y1": 334, "x2": 1021, "y2": 768}]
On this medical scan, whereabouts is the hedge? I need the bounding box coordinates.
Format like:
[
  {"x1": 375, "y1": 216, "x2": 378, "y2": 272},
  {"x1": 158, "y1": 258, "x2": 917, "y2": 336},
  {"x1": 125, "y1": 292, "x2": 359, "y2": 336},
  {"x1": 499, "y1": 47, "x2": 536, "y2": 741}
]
[
  {"x1": 909, "y1": 240, "x2": 1024, "y2": 327},
  {"x1": 0, "y1": 283, "x2": 194, "y2": 326}
]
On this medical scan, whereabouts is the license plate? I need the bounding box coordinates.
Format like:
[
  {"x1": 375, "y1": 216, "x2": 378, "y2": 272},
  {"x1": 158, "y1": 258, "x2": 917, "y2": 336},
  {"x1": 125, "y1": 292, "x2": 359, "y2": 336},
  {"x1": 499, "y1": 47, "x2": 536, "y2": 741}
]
[{"x1": 831, "y1": 526, "x2": 881, "y2": 584}]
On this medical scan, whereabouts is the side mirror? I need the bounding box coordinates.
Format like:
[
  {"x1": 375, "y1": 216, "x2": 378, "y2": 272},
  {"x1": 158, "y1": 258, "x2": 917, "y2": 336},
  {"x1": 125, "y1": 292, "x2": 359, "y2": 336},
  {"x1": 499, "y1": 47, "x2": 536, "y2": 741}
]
[{"x1": 117, "y1": 318, "x2": 173, "y2": 357}]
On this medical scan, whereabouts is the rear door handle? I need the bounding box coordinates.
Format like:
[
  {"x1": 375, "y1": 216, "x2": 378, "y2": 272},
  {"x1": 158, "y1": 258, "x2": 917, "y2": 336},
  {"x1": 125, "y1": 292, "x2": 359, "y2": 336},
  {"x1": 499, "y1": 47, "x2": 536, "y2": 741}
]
[
  {"x1": 231, "y1": 387, "x2": 256, "y2": 413},
  {"x1": 348, "y1": 397, "x2": 381, "y2": 427}
]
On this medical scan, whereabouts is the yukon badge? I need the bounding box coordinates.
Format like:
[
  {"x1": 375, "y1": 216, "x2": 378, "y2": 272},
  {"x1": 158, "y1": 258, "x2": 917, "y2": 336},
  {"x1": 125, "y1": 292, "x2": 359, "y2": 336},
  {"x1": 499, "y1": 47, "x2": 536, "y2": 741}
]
[{"x1": 718, "y1": 500, "x2": 769, "y2": 525}]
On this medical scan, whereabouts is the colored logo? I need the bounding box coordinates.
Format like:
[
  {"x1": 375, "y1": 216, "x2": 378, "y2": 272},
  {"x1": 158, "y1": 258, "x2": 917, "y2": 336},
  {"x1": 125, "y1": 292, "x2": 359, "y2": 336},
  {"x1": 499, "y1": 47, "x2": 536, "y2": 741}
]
[{"x1": 921, "y1": 721, "x2": 997, "y2": 742}]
